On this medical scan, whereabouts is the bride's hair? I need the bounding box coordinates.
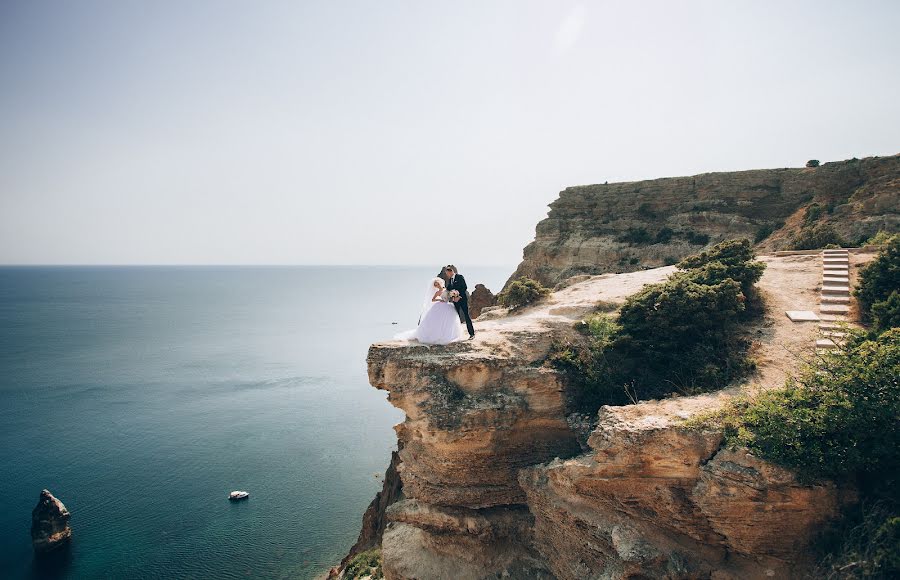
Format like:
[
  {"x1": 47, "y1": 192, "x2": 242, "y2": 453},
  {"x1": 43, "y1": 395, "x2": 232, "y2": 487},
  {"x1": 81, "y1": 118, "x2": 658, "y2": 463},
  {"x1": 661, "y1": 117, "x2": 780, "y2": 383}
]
[{"x1": 433, "y1": 277, "x2": 445, "y2": 288}]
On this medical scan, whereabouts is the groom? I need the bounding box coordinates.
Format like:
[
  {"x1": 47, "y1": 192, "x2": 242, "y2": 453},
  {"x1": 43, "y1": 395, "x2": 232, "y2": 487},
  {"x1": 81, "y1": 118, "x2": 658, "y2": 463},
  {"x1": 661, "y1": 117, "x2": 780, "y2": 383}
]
[{"x1": 445, "y1": 265, "x2": 475, "y2": 339}]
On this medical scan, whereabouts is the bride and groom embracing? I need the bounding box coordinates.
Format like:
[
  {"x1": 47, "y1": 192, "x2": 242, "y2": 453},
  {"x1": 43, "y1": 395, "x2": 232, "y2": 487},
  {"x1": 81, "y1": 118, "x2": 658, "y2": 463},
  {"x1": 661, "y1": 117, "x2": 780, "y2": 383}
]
[{"x1": 395, "y1": 265, "x2": 476, "y2": 345}]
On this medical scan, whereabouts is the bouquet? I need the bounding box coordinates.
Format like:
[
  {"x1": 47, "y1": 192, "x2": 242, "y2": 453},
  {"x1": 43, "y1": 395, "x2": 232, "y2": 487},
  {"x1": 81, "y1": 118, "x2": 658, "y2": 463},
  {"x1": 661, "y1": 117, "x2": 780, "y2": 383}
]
[{"x1": 448, "y1": 290, "x2": 461, "y2": 303}]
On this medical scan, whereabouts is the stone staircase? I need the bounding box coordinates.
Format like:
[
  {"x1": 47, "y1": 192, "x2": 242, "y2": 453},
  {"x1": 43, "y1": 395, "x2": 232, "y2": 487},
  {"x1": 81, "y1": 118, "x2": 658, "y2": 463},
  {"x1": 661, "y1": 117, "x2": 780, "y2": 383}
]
[{"x1": 816, "y1": 249, "x2": 851, "y2": 352}]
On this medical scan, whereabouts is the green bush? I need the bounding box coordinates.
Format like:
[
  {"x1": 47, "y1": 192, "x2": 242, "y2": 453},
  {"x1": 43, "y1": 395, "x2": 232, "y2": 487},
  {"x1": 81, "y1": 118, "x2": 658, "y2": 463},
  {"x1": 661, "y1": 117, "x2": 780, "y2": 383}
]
[
  {"x1": 790, "y1": 223, "x2": 847, "y2": 250},
  {"x1": 866, "y1": 230, "x2": 896, "y2": 247},
  {"x1": 677, "y1": 238, "x2": 766, "y2": 299},
  {"x1": 551, "y1": 239, "x2": 765, "y2": 409},
  {"x1": 872, "y1": 291, "x2": 900, "y2": 334},
  {"x1": 754, "y1": 224, "x2": 775, "y2": 243},
  {"x1": 581, "y1": 313, "x2": 620, "y2": 349},
  {"x1": 617, "y1": 227, "x2": 653, "y2": 245},
  {"x1": 816, "y1": 503, "x2": 900, "y2": 580},
  {"x1": 498, "y1": 277, "x2": 550, "y2": 309},
  {"x1": 807, "y1": 159, "x2": 821, "y2": 167},
  {"x1": 805, "y1": 203, "x2": 824, "y2": 225},
  {"x1": 655, "y1": 227, "x2": 675, "y2": 244},
  {"x1": 855, "y1": 235, "x2": 900, "y2": 328},
  {"x1": 699, "y1": 329, "x2": 899, "y2": 482},
  {"x1": 344, "y1": 548, "x2": 383, "y2": 579},
  {"x1": 683, "y1": 230, "x2": 711, "y2": 245}
]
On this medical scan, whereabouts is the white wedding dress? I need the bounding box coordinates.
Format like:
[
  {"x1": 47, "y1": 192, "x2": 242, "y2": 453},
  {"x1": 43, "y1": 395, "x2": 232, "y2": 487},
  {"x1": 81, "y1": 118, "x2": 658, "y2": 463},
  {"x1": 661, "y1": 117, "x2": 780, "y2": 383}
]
[{"x1": 395, "y1": 289, "x2": 464, "y2": 345}]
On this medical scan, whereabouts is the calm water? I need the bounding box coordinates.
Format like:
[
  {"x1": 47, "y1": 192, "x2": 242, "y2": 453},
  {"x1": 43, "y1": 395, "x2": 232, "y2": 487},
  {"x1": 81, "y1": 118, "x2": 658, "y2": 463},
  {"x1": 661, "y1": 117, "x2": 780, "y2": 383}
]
[{"x1": 0, "y1": 266, "x2": 509, "y2": 579}]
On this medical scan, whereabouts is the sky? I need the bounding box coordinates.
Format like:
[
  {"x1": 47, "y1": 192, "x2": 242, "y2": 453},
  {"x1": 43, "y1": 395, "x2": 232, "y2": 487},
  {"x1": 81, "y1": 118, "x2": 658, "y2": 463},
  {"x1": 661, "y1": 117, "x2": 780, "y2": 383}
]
[{"x1": 1, "y1": 1, "x2": 898, "y2": 266}]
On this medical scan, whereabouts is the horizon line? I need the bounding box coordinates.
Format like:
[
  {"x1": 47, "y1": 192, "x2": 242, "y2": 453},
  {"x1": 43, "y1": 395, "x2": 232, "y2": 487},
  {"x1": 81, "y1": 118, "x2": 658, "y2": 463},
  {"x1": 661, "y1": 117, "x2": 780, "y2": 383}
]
[{"x1": 0, "y1": 263, "x2": 515, "y2": 268}]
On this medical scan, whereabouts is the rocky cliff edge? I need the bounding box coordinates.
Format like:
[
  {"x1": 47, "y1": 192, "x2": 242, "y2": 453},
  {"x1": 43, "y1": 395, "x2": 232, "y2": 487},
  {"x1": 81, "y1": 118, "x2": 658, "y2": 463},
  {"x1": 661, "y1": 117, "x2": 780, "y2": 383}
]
[{"x1": 360, "y1": 252, "x2": 870, "y2": 579}]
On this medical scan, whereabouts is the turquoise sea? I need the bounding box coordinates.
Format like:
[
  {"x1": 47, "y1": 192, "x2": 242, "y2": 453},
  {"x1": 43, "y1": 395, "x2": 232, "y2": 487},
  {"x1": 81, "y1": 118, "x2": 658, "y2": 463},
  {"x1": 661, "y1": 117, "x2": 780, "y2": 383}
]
[{"x1": 0, "y1": 265, "x2": 510, "y2": 579}]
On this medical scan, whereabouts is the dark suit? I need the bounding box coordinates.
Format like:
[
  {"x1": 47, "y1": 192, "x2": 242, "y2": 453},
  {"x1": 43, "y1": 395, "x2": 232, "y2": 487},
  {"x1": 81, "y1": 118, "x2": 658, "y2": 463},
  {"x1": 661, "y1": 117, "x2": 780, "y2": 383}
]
[{"x1": 447, "y1": 274, "x2": 475, "y2": 337}]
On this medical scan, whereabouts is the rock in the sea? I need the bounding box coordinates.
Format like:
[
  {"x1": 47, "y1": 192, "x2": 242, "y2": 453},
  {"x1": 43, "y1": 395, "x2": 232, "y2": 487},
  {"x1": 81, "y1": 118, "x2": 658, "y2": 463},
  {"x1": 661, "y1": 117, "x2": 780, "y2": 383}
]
[
  {"x1": 468, "y1": 284, "x2": 496, "y2": 319},
  {"x1": 31, "y1": 489, "x2": 72, "y2": 555}
]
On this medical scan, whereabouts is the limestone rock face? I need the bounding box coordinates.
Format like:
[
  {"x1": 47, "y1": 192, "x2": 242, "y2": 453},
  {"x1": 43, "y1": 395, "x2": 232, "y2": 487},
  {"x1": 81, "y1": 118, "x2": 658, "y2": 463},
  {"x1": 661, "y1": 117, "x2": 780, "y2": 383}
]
[
  {"x1": 468, "y1": 284, "x2": 496, "y2": 319},
  {"x1": 520, "y1": 402, "x2": 856, "y2": 579},
  {"x1": 509, "y1": 154, "x2": 899, "y2": 288},
  {"x1": 381, "y1": 500, "x2": 553, "y2": 580},
  {"x1": 31, "y1": 489, "x2": 72, "y2": 555},
  {"x1": 356, "y1": 256, "x2": 860, "y2": 579}
]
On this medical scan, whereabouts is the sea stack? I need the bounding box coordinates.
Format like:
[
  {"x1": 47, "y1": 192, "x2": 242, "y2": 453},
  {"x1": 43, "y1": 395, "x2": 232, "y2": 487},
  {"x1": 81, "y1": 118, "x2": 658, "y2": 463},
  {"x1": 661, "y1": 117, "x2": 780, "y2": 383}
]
[{"x1": 31, "y1": 489, "x2": 72, "y2": 555}]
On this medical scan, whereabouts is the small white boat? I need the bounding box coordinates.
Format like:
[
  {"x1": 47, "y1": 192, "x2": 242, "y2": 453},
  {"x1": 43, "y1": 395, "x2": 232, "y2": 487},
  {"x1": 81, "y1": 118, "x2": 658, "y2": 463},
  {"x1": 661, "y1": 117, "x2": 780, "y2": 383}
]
[{"x1": 228, "y1": 491, "x2": 249, "y2": 501}]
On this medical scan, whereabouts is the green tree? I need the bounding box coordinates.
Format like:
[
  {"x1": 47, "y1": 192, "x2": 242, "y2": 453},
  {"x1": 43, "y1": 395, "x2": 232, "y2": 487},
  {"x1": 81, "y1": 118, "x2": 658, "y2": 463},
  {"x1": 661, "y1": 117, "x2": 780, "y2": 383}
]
[{"x1": 855, "y1": 234, "x2": 900, "y2": 327}]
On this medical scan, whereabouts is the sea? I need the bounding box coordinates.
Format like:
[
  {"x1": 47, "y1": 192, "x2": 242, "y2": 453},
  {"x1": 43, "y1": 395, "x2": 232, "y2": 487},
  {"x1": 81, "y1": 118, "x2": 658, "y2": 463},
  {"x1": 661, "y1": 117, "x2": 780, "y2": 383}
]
[{"x1": 0, "y1": 265, "x2": 511, "y2": 579}]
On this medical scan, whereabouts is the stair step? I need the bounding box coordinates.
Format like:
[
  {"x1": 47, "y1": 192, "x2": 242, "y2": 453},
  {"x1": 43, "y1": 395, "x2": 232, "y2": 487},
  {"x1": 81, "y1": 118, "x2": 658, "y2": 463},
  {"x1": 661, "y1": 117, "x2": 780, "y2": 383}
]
[
  {"x1": 821, "y1": 330, "x2": 848, "y2": 338},
  {"x1": 823, "y1": 277, "x2": 850, "y2": 283},
  {"x1": 821, "y1": 304, "x2": 850, "y2": 314},
  {"x1": 786, "y1": 310, "x2": 820, "y2": 322},
  {"x1": 821, "y1": 286, "x2": 850, "y2": 295},
  {"x1": 823, "y1": 249, "x2": 849, "y2": 254},
  {"x1": 816, "y1": 339, "x2": 838, "y2": 349},
  {"x1": 822, "y1": 296, "x2": 851, "y2": 304},
  {"x1": 820, "y1": 315, "x2": 848, "y2": 323}
]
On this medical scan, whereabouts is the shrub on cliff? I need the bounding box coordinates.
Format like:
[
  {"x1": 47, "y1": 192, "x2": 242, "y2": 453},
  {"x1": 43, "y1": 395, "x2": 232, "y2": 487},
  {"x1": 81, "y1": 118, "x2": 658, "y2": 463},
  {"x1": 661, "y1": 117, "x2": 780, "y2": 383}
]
[
  {"x1": 676, "y1": 238, "x2": 765, "y2": 299},
  {"x1": 612, "y1": 275, "x2": 752, "y2": 397},
  {"x1": 705, "y1": 329, "x2": 899, "y2": 482},
  {"x1": 497, "y1": 277, "x2": 550, "y2": 309},
  {"x1": 866, "y1": 230, "x2": 895, "y2": 247},
  {"x1": 855, "y1": 234, "x2": 900, "y2": 331},
  {"x1": 552, "y1": 239, "x2": 765, "y2": 407},
  {"x1": 683, "y1": 230, "x2": 711, "y2": 245},
  {"x1": 617, "y1": 227, "x2": 653, "y2": 245},
  {"x1": 807, "y1": 159, "x2": 821, "y2": 168},
  {"x1": 692, "y1": 328, "x2": 900, "y2": 578},
  {"x1": 790, "y1": 223, "x2": 847, "y2": 250},
  {"x1": 344, "y1": 548, "x2": 383, "y2": 579}
]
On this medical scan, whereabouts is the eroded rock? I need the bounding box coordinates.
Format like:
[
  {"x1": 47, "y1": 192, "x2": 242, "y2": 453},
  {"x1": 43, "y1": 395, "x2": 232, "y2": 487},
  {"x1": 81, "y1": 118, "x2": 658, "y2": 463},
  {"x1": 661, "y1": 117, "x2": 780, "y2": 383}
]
[
  {"x1": 468, "y1": 284, "x2": 497, "y2": 319},
  {"x1": 520, "y1": 401, "x2": 856, "y2": 579},
  {"x1": 31, "y1": 489, "x2": 72, "y2": 555}
]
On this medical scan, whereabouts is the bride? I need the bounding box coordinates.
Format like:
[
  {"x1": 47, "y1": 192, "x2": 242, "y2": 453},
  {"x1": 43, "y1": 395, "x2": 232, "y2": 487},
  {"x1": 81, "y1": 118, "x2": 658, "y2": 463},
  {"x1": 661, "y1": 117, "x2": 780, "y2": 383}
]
[{"x1": 395, "y1": 278, "x2": 463, "y2": 345}]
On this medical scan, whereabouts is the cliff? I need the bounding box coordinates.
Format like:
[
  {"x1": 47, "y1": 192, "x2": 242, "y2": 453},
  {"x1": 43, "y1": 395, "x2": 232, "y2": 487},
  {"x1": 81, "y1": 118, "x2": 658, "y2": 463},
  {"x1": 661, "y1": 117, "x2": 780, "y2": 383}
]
[
  {"x1": 351, "y1": 251, "x2": 872, "y2": 579},
  {"x1": 508, "y1": 154, "x2": 898, "y2": 288}
]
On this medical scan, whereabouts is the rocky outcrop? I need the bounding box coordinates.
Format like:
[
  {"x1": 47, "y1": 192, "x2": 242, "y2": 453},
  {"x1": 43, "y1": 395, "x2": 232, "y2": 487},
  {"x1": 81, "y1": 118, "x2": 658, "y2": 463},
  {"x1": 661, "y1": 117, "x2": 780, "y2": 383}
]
[
  {"x1": 349, "y1": 253, "x2": 864, "y2": 579},
  {"x1": 509, "y1": 154, "x2": 899, "y2": 287},
  {"x1": 31, "y1": 489, "x2": 72, "y2": 555},
  {"x1": 468, "y1": 284, "x2": 496, "y2": 319},
  {"x1": 381, "y1": 500, "x2": 553, "y2": 580},
  {"x1": 519, "y1": 402, "x2": 856, "y2": 579}
]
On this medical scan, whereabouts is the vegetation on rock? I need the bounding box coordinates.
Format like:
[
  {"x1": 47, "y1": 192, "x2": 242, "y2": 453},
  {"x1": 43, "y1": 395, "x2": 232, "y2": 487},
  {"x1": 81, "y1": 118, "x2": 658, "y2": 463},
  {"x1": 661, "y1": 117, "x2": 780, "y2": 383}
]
[
  {"x1": 551, "y1": 239, "x2": 764, "y2": 410},
  {"x1": 790, "y1": 222, "x2": 847, "y2": 250},
  {"x1": 695, "y1": 329, "x2": 898, "y2": 482},
  {"x1": 497, "y1": 277, "x2": 550, "y2": 309},
  {"x1": 687, "y1": 239, "x2": 900, "y2": 579},
  {"x1": 855, "y1": 234, "x2": 900, "y2": 333},
  {"x1": 690, "y1": 328, "x2": 900, "y2": 579},
  {"x1": 344, "y1": 548, "x2": 384, "y2": 579},
  {"x1": 866, "y1": 230, "x2": 896, "y2": 247},
  {"x1": 807, "y1": 159, "x2": 821, "y2": 168}
]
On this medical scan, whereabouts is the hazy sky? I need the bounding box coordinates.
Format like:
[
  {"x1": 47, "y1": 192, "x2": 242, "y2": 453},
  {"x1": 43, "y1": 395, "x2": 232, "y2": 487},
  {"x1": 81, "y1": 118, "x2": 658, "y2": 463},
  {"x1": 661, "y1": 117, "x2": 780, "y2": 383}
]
[{"x1": 1, "y1": 1, "x2": 898, "y2": 266}]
